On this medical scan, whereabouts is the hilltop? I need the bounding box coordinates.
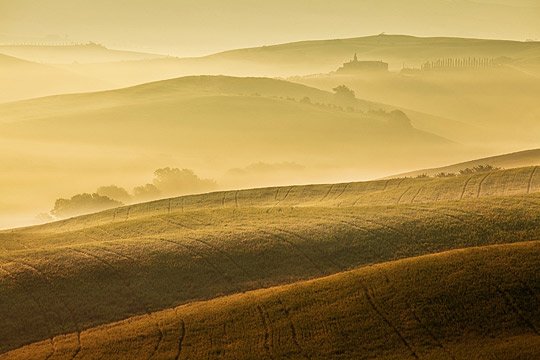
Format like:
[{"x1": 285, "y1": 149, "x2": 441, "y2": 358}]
[{"x1": 389, "y1": 148, "x2": 540, "y2": 178}]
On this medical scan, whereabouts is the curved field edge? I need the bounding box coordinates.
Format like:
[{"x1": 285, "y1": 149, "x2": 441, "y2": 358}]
[
  {"x1": 1, "y1": 194, "x2": 540, "y2": 353},
  {"x1": 6, "y1": 165, "x2": 540, "y2": 235},
  {"x1": 2, "y1": 241, "x2": 539, "y2": 360}
]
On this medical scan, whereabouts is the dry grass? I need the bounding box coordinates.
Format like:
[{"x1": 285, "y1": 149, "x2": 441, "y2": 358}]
[
  {"x1": 2, "y1": 241, "x2": 539, "y2": 359},
  {"x1": 0, "y1": 166, "x2": 540, "y2": 355}
]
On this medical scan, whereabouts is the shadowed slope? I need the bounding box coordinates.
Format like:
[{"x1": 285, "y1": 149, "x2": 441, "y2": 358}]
[
  {"x1": 1, "y1": 167, "x2": 540, "y2": 353},
  {"x1": 3, "y1": 241, "x2": 539, "y2": 359}
]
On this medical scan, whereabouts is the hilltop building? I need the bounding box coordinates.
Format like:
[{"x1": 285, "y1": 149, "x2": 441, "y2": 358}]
[{"x1": 336, "y1": 54, "x2": 389, "y2": 74}]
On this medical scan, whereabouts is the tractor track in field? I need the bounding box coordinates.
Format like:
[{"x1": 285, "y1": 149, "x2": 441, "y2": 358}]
[
  {"x1": 0, "y1": 265, "x2": 57, "y2": 360},
  {"x1": 477, "y1": 172, "x2": 493, "y2": 198},
  {"x1": 268, "y1": 186, "x2": 294, "y2": 212},
  {"x1": 381, "y1": 273, "x2": 456, "y2": 360},
  {"x1": 410, "y1": 186, "x2": 424, "y2": 204},
  {"x1": 172, "y1": 310, "x2": 186, "y2": 360},
  {"x1": 155, "y1": 217, "x2": 254, "y2": 283},
  {"x1": 185, "y1": 235, "x2": 252, "y2": 282},
  {"x1": 351, "y1": 273, "x2": 420, "y2": 359},
  {"x1": 528, "y1": 166, "x2": 538, "y2": 194},
  {"x1": 320, "y1": 184, "x2": 335, "y2": 202},
  {"x1": 256, "y1": 304, "x2": 275, "y2": 360},
  {"x1": 275, "y1": 298, "x2": 310, "y2": 360},
  {"x1": 158, "y1": 238, "x2": 237, "y2": 290},
  {"x1": 495, "y1": 286, "x2": 539, "y2": 335},
  {"x1": 0, "y1": 256, "x2": 83, "y2": 360},
  {"x1": 68, "y1": 247, "x2": 165, "y2": 360},
  {"x1": 459, "y1": 176, "x2": 474, "y2": 200},
  {"x1": 335, "y1": 183, "x2": 350, "y2": 200},
  {"x1": 274, "y1": 227, "x2": 342, "y2": 271},
  {"x1": 159, "y1": 216, "x2": 196, "y2": 231},
  {"x1": 396, "y1": 187, "x2": 412, "y2": 205},
  {"x1": 260, "y1": 230, "x2": 325, "y2": 275}
]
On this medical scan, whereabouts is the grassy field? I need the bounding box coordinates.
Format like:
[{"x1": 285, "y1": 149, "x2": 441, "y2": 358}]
[
  {"x1": 2, "y1": 241, "x2": 539, "y2": 359},
  {"x1": 1, "y1": 166, "x2": 540, "y2": 355}
]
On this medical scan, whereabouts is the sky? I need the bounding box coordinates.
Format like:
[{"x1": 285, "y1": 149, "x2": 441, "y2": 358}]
[{"x1": 1, "y1": 0, "x2": 539, "y2": 56}]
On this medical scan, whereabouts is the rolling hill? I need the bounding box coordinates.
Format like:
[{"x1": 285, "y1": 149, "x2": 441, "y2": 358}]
[
  {"x1": 2, "y1": 241, "x2": 538, "y2": 359},
  {"x1": 0, "y1": 43, "x2": 165, "y2": 64},
  {"x1": 0, "y1": 54, "x2": 108, "y2": 103},
  {"x1": 0, "y1": 75, "x2": 469, "y2": 230},
  {"x1": 389, "y1": 148, "x2": 540, "y2": 178},
  {"x1": 174, "y1": 34, "x2": 540, "y2": 76},
  {"x1": 0, "y1": 165, "x2": 539, "y2": 354}
]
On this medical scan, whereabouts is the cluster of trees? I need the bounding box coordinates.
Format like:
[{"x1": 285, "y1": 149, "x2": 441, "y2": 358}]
[
  {"x1": 48, "y1": 167, "x2": 217, "y2": 219},
  {"x1": 414, "y1": 165, "x2": 503, "y2": 179}
]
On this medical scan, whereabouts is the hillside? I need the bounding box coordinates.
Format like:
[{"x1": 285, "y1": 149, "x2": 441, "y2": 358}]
[
  {"x1": 0, "y1": 75, "x2": 465, "y2": 230},
  {"x1": 0, "y1": 43, "x2": 165, "y2": 64},
  {"x1": 178, "y1": 34, "x2": 540, "y2": 76},
  {"x1": 1, "y1": 166, "x2": 539, "y2": 353},
  {"x1": 293, "y1": 66, "x2": 540, "y2": 145},
  {"x1": 0, "y1": 54, "x2": 107, "y2": 103},
  {"x1": 389, "y1": 148, "x2": 540, "y2": 178},
  {"x1": 2, "y1": 241, "x2": 538, "y2": 359}
]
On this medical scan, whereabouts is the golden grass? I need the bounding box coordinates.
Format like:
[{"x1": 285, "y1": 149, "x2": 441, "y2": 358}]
[
  {"x1": 0, "y1": 167, "x2": 539, "y2": 354},
  {"x1": 3, "y1": 241, "x2": 539, "y2": 359}
]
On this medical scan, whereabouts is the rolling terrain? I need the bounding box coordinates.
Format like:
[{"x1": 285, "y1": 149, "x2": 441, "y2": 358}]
[
  {"x1": 0, "y1": 75, "x2": 467, "y2": 229},
  {"x1": 1, "y1": 165, "x2": 539, "y2": 356},
  {"x1": 389, "y1": 148, "x2": 540, "y2": 178},
  {"x1": 3, "y1": 241, "x2": 538, "y2": 359},
  {"x1": 0, "y1": 43, "x2": 165, "y2": 64},
  {"x1": 0, "y1": 54, "x2": 107, "y2": 103}
]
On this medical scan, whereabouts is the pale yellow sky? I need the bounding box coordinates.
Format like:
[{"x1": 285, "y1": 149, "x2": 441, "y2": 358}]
[{"x1": 1, "y1": 0, "x2": 539, "y2": 56}]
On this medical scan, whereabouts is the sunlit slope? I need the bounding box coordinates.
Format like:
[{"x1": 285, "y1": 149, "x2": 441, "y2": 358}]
[
  {"x1": 1, "y1": 166, "x2": 540, "y2": 352},
  {"x1": 391, "y1": 149, "x2": 540, "y2": 178},
  {"x1": 176, "y1": 34, "x2": 540, "y2": 76},
  {"x1": 0, "y1": 54, "x2": 107, "y2": 103},
  {"x1": 0, "y1": 43, "x2": 165, "y2": 64},
  {"x1": 3, "y1": 241, "x2": 539, "y2": 360},
  {"x1": 16, "y1": 165, "x2": 539, "y2": 232}
]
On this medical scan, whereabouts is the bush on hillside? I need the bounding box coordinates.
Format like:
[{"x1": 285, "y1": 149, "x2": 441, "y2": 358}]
[{"x1": 51, "y1": 193, "x2": 122, "y2": 218}]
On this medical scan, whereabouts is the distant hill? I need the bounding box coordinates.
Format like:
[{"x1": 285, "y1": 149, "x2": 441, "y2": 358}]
[
  {"x1": 176, "y1": 34, "x2": 540, "y2": 76},
  {"x1": 0, "y1": 54, "x2": 108, "y2": 103},
  {"x1": 0, "y1": 43, "x2": 165, "y2": 64},
  {"x1": 0, "y1": 75, "x2": 455, "y2": 168},
  {"x1": 389, "y1": 148, "x2": 540, "y2": 178}
]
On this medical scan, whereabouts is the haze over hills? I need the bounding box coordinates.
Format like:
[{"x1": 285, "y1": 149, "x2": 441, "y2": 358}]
[
  {"x1": 0, "y1": 43, "x2": 165, "y2": 64},
  {"x1": 2, "y1": 2, "x2": 539, "y2": 359},
  {"x1": 0, "y1": 54, "x2": 108, "y2": 102},
  {"x1": 0, "y1": 75, "x2": 469, "y2": 229}
]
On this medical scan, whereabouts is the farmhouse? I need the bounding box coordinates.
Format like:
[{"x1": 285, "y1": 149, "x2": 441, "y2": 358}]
[{"x1": 336, "y1": 54, "x2": 389, "y2": 73}]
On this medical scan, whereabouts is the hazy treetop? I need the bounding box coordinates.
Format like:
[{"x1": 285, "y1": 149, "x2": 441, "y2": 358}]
[{"x1": 1, "y1": 0, "x2": 538, "y2": 56}]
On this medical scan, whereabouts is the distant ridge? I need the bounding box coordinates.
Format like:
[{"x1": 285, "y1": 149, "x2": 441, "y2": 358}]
[{"x1": 388, "y1": 148, "x2": 540, "y2": 178}]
